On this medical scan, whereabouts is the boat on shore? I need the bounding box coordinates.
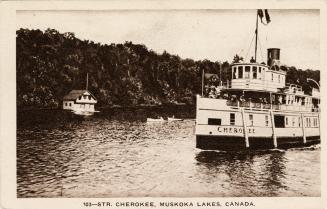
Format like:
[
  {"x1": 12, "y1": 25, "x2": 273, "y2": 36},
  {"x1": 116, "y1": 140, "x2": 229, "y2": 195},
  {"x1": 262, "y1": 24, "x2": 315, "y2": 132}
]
[{"x1": 195, "y1": 10, "x2": 320, "y2": 150}]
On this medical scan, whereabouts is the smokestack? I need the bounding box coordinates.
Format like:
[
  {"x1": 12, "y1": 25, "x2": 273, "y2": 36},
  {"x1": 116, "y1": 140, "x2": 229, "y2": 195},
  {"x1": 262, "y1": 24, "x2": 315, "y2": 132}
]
[{"x1": 267, "y1": 48, "x2": 280, "y2": 67}]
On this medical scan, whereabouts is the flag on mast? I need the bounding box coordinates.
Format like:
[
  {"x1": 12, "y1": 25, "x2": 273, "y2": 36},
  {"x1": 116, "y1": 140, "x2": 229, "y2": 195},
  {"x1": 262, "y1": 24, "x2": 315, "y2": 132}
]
[{"x1": 258, "y1": 9, "x2": 271, "y2": 25}]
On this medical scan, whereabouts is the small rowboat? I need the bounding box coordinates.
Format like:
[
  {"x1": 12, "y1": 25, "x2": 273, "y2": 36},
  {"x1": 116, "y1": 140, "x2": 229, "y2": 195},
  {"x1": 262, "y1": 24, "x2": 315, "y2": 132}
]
[
  {"x1": 147, "y1": 117, "x2": 166, "y2": 122},
  {"x1": 167, "y1": 117, "x2": 183, "y2": 121}
]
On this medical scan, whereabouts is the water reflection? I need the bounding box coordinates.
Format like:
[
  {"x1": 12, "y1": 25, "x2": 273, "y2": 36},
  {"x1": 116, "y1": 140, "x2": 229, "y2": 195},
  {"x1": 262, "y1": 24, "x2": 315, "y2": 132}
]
[{"x1": 195, "y1": 150, "x2": 288, "y2": 196}]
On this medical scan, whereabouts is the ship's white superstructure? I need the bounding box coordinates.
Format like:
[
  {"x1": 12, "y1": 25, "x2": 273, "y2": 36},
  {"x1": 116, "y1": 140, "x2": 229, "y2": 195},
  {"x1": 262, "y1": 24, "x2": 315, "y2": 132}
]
[{"x1": 195, "y1": 48, "x2": 320, "y2": 150}]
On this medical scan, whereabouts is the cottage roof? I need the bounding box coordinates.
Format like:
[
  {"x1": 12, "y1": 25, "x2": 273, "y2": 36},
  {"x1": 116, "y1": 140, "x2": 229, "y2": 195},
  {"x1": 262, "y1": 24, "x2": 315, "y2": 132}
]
[{"x1": 63, "y1": 90, "x2": 97, "y2": 101}]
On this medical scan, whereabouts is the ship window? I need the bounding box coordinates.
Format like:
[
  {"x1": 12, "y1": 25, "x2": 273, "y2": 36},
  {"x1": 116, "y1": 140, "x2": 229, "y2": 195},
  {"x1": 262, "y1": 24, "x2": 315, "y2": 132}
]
[
  {"x1": 230, "y1": 113, "x2": 235, "y2": 125},
  {"x1": 253, "y1": 67, "x2": 257, "y2": 79},
  {"x1": 79, "y1": 96, "x2": 82, "y2": 100},
  {"x1": 65, "y1": 102, "x2": 67, "y2": 106},
  {"x1": 271, "y1": 73, "x2": 274, "y2": 81},
  {"x1": 83, "y1": 95, "x2": 87, "y2": 99},
  {"x1": 244, "y1": 66, "x2": 250, "y2": 79},
  {"x1": 208, "y1": 118, "x2": 221, "y2": 125},
  {"x1": 238, "y1": 66, "x2": 243, "y2": 78},
  {"x1": 249, "y1": 114, "x2": 254, "y2": 126},
  {"x1": 274, "y1": 115, "x2": 285, "y2": 128},
  {"x1": 258, "y1": 67, "x2": 261, "y2": 80},
  {"x1": 298, "y1": 116, "x2": 301, "y2": 127},
  {"x1": 233, "y1": 68, "x2": 237, "y2": 79},
  {"x1": 265, "y1": 115, "x2": 269, "y2": 126},
  {"x1": 285, "y1": 117, "x2": 289, "y2": 126},
  {"x1": 88, "y1": 96, "x2": 91, "y2": 100},
  {"x1": 69, "y1": 103, "x2": 72, "y2": 107},
  {"x1": 278, "y1": 74, "x2": 281, "y2": 83}
]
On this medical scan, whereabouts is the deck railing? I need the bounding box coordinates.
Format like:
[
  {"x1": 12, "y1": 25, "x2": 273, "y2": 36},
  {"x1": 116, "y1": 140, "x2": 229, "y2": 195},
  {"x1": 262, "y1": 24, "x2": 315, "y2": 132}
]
[{"x1": 226, "y1": 100, "x2": 320, "y2": 112}]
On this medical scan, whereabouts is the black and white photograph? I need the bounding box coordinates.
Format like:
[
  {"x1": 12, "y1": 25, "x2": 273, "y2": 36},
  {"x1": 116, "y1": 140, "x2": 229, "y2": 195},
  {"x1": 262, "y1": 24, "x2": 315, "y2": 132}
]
[{"x1": 1, "y1": 1, "x2": 327, "y2": 209}]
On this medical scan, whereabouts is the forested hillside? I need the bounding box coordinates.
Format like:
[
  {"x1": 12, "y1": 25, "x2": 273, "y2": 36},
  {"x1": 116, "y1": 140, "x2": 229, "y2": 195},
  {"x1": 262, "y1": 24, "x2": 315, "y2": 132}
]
[{"x1": 16, "y1": 28, "x2": 320, "y2": 109}]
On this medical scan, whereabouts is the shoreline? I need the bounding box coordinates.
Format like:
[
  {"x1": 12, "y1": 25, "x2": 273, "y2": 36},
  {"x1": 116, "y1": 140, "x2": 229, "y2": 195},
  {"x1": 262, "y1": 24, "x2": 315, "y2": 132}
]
[
  {"x1": 17, "y1": 103, "x2": 196, "y2": 127},
  {"x1": 17, "y1": 103, "x2": 195, "y2": 112}
]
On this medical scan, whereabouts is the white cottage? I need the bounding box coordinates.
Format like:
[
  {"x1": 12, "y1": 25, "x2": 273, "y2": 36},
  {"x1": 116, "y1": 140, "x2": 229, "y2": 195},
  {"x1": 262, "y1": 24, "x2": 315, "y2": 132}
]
[{"x1": 63, "y1": 90, "x2": 97, "y2": 115}]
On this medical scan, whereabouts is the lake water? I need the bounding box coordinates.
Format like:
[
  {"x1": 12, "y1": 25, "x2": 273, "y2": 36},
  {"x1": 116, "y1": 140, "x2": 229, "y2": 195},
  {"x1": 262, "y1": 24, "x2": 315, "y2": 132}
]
[{"x1": 17, "y1": 111, "x2": 320, "y2": 197}]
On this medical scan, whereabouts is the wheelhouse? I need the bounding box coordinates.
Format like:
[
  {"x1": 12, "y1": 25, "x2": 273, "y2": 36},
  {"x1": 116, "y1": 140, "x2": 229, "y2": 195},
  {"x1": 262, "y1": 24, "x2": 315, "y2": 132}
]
[{"x1": 230, "y1": 63, "x2": 286, "y2": 92}]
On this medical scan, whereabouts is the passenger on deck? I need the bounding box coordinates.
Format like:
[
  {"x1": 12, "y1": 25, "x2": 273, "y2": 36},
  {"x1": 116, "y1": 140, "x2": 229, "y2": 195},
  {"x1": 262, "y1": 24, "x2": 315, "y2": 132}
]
[
  {"x1": 222, "y1": 93, "x2": 229, "y2": 100},
  {"x1": 208, "y1": 88, "x2": 216, "y2": 98},
  {"x1": 204, "y1": 85, "x2": 210, "y2": 97},
  {"x1": 240, "y1": 95, "x2": 245, "y2": 103},
  {"x1": 278, "y1": 95, "x2": 283, "y2": 104},
  {"x1": 231, "y1": 95, "x2": 237, "y2": 102},
  {"x1": 215, "y1": 87, "x2": 221, "y2": 98}
]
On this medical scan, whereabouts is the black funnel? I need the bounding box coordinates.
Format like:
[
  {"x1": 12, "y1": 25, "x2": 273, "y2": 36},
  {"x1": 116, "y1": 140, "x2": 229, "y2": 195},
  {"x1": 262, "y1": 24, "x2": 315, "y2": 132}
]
[{"x1": 267, "y1": 48, "x2": 280, "y2": 67}]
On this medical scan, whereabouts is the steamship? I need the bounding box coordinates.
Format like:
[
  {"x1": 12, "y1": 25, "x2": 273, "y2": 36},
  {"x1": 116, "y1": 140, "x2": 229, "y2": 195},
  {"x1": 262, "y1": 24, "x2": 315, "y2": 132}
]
[{"x1": 195, "y1": 11, "x2": 320, "y2": 150}]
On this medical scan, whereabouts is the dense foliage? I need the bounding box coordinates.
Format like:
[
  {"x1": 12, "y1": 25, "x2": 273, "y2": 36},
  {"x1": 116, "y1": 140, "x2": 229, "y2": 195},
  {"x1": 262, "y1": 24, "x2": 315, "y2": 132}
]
[{"x1": 16, "y1": 28, "x2": 320, "y2": 108}]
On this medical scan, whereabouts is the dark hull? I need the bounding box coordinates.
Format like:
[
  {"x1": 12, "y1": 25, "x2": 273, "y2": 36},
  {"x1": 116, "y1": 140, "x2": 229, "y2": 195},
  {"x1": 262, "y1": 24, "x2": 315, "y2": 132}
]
[{"x1": 196, "y1": 135, "x2": 320, "y2": 150}]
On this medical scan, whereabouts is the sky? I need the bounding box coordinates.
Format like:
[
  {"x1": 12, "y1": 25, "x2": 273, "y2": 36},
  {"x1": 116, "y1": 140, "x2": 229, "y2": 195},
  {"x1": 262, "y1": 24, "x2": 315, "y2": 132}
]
[{"x1": 16, "y1": 9, "x2": 320, "y2": 70}]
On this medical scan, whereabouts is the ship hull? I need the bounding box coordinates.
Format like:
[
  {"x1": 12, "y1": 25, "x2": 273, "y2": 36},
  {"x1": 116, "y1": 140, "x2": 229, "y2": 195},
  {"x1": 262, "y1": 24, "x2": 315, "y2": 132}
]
[{"x1": 196, "y1": 135, "x2": 320, "y2": 150}]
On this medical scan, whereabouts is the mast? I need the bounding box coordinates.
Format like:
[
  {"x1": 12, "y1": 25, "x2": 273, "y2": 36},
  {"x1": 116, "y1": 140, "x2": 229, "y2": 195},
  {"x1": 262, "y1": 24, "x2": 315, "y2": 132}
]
[
  {"x1": 201, "y1": 69, "x2": 204, "y2": 96},
  {"x1": 86, "y1": 73, "x2": 89, "y2": 90},
  {"x1": 219, "y1": 62, "x2": 222, "y2": 86},
  {"x1": 254, "y1": 10, "x2": 259, "y2": 63}
]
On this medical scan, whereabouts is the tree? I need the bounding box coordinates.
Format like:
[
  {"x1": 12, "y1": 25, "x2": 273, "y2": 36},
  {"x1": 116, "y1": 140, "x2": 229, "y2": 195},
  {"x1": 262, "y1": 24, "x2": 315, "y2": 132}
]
[{"x1": 16, "y1": 28, "x2": 320, "y2": 108}]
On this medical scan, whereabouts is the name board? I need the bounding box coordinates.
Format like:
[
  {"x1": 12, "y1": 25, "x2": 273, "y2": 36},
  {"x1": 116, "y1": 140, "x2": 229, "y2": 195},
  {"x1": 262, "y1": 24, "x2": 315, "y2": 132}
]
[{"x1": 217, "y1": 126, "x2": 255, "y2": 134}]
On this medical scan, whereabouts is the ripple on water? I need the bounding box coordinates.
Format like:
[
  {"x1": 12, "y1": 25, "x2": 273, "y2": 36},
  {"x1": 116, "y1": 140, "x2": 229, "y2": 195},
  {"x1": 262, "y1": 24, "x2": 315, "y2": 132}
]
[{"x1": 17, "y1": 119, "x2": 320, "y2": 197}]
